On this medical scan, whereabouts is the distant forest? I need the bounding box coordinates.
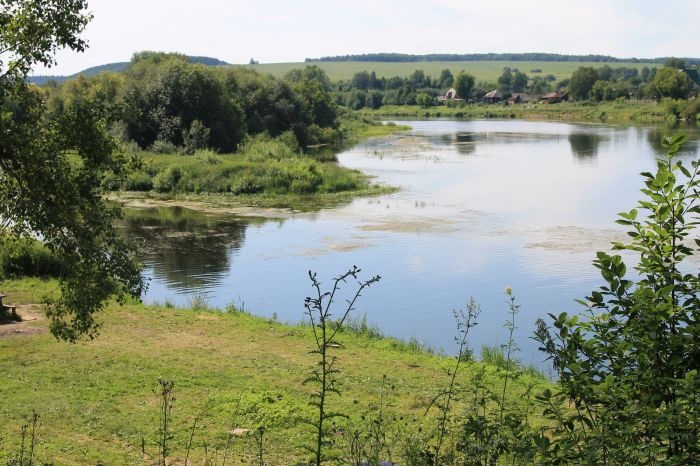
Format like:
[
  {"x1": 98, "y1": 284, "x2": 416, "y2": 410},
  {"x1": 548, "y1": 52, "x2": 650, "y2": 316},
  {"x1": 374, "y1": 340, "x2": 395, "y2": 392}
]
[
  {"x1": 28, "y1": 54, "x2": 229, "y2": 85},
  {"x1": 307, "y1": 53, "x2": 700, "y2": 65}
]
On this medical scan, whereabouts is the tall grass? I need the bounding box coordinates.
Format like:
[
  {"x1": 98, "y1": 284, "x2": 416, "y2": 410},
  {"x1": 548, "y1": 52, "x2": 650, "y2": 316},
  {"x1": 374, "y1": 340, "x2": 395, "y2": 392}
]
[{"x1": 118, "y1": 133, "x2": 370, "y2": 196}]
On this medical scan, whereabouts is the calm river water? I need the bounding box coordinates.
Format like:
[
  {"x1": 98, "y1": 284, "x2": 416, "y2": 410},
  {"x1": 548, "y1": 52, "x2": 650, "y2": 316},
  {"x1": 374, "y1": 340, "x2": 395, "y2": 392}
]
[{"x1": 120, "y1": 120, "x2": 700, "y2": 367}]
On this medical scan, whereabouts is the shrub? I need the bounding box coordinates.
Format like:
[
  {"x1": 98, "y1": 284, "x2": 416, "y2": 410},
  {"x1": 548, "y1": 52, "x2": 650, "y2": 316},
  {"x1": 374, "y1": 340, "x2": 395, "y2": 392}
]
[
  {"x1": 230, "y1": 173, "x2": 265, "y2": 194},
  {"x1": 0, "y1": 237, "x2": 64, "y2": 279},
  {"x1": 287, "y1": 163, "x2": 322, "y2": 194},
  {"x1": 153, "y1": 167, "x2": 182, "y2": 193},
  {"x1": 150, "y1": 139, "x2": 179, "y2": 154},
  {"x1": 182, "y1": 119, "x2": 210, "y2": 155},
  {"x1": 194, "y1": 149, "x2": 222, "y2": 165},
  {"x1": 125, "y1": 170, "x2": 154, "y2": 191},
  {"x1": 535, "y1": 133, "x2": 700, "y2": 463}
]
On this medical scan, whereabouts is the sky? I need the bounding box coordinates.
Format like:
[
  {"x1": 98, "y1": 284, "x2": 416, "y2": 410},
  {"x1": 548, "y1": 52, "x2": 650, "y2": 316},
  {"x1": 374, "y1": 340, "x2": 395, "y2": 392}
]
[{"x1": 35, "y1": 0, "x2": 700, "y2": 76}]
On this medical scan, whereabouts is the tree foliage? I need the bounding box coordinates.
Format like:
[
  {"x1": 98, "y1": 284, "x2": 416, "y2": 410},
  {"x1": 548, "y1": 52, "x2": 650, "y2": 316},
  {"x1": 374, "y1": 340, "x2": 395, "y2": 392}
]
[
  {"x1": 535, "y1": 134, "x2": 700, "y2": 463},
  {"x1": 44, "y1": 56, "x2": 342, "y2": 152},
  {"x1": 1, "y1": 0, "x2": 144, "y2": 340},
  {"x1": 652, "y1": 66, "x2": 694, "y2": 99},
  {"x1": 568, "y1": 66, "x2": 598, "y2": 100},
  {"x1": 454, "y1": 72, "x2": 475, "y2": 100}
]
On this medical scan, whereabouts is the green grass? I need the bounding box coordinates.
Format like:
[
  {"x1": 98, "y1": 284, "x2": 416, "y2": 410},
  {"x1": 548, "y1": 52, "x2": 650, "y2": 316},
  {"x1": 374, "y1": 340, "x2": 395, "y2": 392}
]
[
  {"x1": 112, "y1": 120, "x2": 407, "y2": 211},
  {"x1": 0, "y1": 279, "x2": 550, "y2": 465},
  {"x1": 111, "y1": 120, "x2": 408, "y2": 212},
  {"x1": 239, "y1": 60, "x2": 660, "y2": 83},
  {"x1": 359, "y1": 100, "x2": 670, "y2": 124}
]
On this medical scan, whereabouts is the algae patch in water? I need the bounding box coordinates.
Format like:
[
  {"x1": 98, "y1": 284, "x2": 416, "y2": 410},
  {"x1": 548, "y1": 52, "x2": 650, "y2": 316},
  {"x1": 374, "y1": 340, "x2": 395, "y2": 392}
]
[
  {"x1": 358, "y1": 218, "x2": 459, "y2": 234},
  {"x1": 523, "y1": 226, "x2": 629, "y2": 253}
]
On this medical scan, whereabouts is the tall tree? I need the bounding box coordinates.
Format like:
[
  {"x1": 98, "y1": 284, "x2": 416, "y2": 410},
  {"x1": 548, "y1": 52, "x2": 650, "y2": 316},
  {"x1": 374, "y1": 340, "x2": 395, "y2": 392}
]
[
  {"x1": 453, "y1": 71, "x2": 475, "y2": 100},
  {"x1": 652, "y1": 66, "x2": 694, "y2": 99},
  {"x1": 568, "y1": 66, "x2": 598, "y2": 100},
  {"x1": 497, "y1": 67, "x2": 513, "y2": 92},
  {"x1": 512, "y1": 71, "x2": 528, "y2": 92},
  {"x1": 1, "y1": 0, "x2": 144, "y2": 340},
  {"x1": 439, "y1": 68, "x2": 454, "y2": 88}
]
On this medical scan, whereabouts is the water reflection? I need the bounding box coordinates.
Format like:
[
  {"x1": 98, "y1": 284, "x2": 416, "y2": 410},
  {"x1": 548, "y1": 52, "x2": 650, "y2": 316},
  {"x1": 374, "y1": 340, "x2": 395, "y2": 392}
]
[
  {"x1": 120, "y1": 120, "x2": 700, "y2": 363},
  {"x1": 119, "y1": 207, "x2": 273, "y2": 292},
  {"x1": 646, "y1": 127, "x2": 700, "y2": 159},
  {"x1": 569, "y1": 133, "x2": 603, "y2": 160}
]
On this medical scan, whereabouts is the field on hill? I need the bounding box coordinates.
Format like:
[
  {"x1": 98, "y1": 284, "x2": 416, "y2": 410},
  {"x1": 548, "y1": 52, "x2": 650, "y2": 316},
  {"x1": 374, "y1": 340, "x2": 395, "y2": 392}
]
[{"x1": 241, "y1": 60, "x2": 659, "y2": 82}]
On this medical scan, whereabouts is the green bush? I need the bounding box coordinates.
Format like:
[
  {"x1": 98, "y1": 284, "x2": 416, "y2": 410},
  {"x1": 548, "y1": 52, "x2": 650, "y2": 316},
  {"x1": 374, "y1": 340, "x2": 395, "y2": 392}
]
[
  {"x1": 287, "y1": 163, "x2": 322, "y2": 194},
  {"x1": 153, "y1": 167, "x2": 182, "y2": 193},
  {"x1": 230, "y1": 173, "x2": 265, "y2": 194},
  {"x1": 535, "y1": 134, "x2": 700, "y2": 464},
  {"x1": 125, "y1": 170, "x2": 154, "y2": 191},
  {"x1": 150, "y1": 139, "x2": 179, "y2": 154},
  {"x1": 0, "y1": 237, "x2": 64, "y2": 279},
  {"x1": 194, "y1": 149, "x2": 223, "y2": 165}
]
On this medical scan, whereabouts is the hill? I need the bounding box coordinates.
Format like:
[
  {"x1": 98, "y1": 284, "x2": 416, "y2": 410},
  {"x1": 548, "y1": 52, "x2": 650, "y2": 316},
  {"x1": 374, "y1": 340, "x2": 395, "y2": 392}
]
[
  {"x1": 306, "y1": 52, "x2": 700, "y2": 64},
  {"x1": 27, "y1": 55, "x2": 229, "y2": 85}
]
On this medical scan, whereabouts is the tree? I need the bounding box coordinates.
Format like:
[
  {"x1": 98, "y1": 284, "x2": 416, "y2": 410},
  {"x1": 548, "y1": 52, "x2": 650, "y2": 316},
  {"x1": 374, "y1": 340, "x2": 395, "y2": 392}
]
[
  {"x1": 535, "y1": 134, "x2": 700, "y2": 463},
  {"x1": 664, "y1": 57, "x2": 687, "y2": 71},
  {"x1": 652, "y1": 67, "x2": 693, "y2": 99},
  {"x1": 568, "y1": 66, "x2": 598, "y2": 100},
  {"x1": 122, "y1": 57, "x2": 246, "y2": 152},
  {"x1": 286, "y1": 66, "x2": 338, "y2": 129},
  {"x1": 597, "y1": 64, "x2": 613, "y2": 81},
  {"x1": 497, "y1": 67, "x2": 513, "y2": 92},
  {"x1": 439, "y1": 68, "x2": 454, "y2": 88},
  {"x1": 512, "y1": 71, "x2": 528, "y2": 92},
  {"x1": 1, "y1": 0, "x2": 144, "y2": 340},
  {"x1": 528, "y1": 76, "x2": 550, "y2": 94},
  {"x1": 351, "y1": 70, "x2": 370, "y2": 90},
  {"x1": 453, "y1": 71, "x2": 475, "y2": 100},
  {"x1": 410, "y1": 69, "x2": 426, "y2": 88}
]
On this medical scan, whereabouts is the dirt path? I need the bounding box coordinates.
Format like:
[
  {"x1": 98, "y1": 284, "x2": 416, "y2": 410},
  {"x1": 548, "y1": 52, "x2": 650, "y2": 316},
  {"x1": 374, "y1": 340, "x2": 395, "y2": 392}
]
[{"x1": 0, "y1": 304, "x2": 46, "y2": 337}]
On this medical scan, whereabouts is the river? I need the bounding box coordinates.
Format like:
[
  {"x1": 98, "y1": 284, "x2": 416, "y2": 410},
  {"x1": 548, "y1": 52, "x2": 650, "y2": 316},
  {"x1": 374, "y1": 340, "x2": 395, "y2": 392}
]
[{"x1": 120, "y1": 119, "x2": 700, "y2": 368}]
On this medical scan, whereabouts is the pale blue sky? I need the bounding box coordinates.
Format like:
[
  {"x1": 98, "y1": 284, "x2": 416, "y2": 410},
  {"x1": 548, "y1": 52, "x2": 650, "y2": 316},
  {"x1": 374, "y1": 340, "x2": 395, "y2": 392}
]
[{"x1": 37, "y1": 0, "x2": 699, "y2": 75}]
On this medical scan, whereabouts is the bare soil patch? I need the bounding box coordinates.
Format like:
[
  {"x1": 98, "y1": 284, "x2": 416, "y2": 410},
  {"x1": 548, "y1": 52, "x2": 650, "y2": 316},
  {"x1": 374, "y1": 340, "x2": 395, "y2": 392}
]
[{"x1": 0, "y1": 304, "x2": 46, "y2": 337}]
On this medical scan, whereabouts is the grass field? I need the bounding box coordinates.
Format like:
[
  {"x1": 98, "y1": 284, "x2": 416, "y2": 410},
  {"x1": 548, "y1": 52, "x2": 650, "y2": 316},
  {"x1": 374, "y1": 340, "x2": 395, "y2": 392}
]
[
  {"x1": 359, "y1": 101, "x2": 671, "y2": 124},
  {"x1": 240, "y1": 60, "x2": 660, "y2": 83},
  {"x1": 0, "y1": 278, "x2": 548, "y2": 465}
]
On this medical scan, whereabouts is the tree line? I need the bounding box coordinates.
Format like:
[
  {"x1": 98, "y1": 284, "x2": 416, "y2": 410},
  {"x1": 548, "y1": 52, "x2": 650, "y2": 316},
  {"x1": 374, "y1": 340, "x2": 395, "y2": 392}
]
[
  {"x1": 307, "y1": 52, "x2": 700, "y2": 64},
  {"x1": 333, "y1": 59, "x2": 700, "y2": 110},
  {"x1": 41, "y1": 52, "x2": 341, "y2": 154}
]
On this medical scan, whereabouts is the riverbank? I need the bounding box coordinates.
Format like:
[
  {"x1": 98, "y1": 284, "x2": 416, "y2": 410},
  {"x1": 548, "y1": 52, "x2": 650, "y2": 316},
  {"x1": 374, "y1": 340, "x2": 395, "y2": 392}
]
[
  {"x1": 108, "y1": 120, "x2": 408, "y2": 211},
  {"x1": 358, "y1": 101, "x2": 680, "y2": 124},
  {"x1": 0, "y1": 278, "x2": 548, "y2": 465}
]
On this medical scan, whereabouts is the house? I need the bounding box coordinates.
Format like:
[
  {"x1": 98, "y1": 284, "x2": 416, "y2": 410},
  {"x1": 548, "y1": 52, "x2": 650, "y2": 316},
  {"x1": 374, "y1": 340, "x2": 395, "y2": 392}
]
[
  {"x1": 483, "y1": 90, "x2": 502, "y2": 104},
  {"x1": 540, "y1": 91, "x2": 569, "y2": 103},
  {"x1": 437, "y1": 88, "x2": 463, "y2": 103},
  {"x1": 507, "y1": 93, "x2": 531, "y2": 104}
]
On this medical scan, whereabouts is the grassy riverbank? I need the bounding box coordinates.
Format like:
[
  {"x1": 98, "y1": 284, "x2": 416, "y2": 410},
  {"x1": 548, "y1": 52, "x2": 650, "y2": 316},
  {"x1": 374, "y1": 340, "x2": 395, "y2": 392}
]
[
  {"x1": 108, "y1": 119, "x2": 409, "y2": 210},
  {"x1": 359, "y1": 101, "x2": 675, "y2": 124},
  {"x1": 0, "y1": 278, "x2": 549, "y2": 465}
]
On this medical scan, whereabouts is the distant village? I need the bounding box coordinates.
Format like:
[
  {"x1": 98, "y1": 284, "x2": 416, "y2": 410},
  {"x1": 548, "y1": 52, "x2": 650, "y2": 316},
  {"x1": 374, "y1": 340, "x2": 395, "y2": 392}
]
[
  {"x1": 437, "y1": 65, "x2": 700, "y2": 106},
  {"x1": 437, "y1": 88, "x2": 569, "y2": 105}
]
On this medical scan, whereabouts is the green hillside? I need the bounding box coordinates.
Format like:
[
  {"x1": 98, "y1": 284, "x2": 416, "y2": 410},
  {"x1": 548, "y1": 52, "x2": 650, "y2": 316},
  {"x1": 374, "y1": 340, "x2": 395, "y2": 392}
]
[{"x1": 27, "y1": 55, "x2": 229, "y2": 85}]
